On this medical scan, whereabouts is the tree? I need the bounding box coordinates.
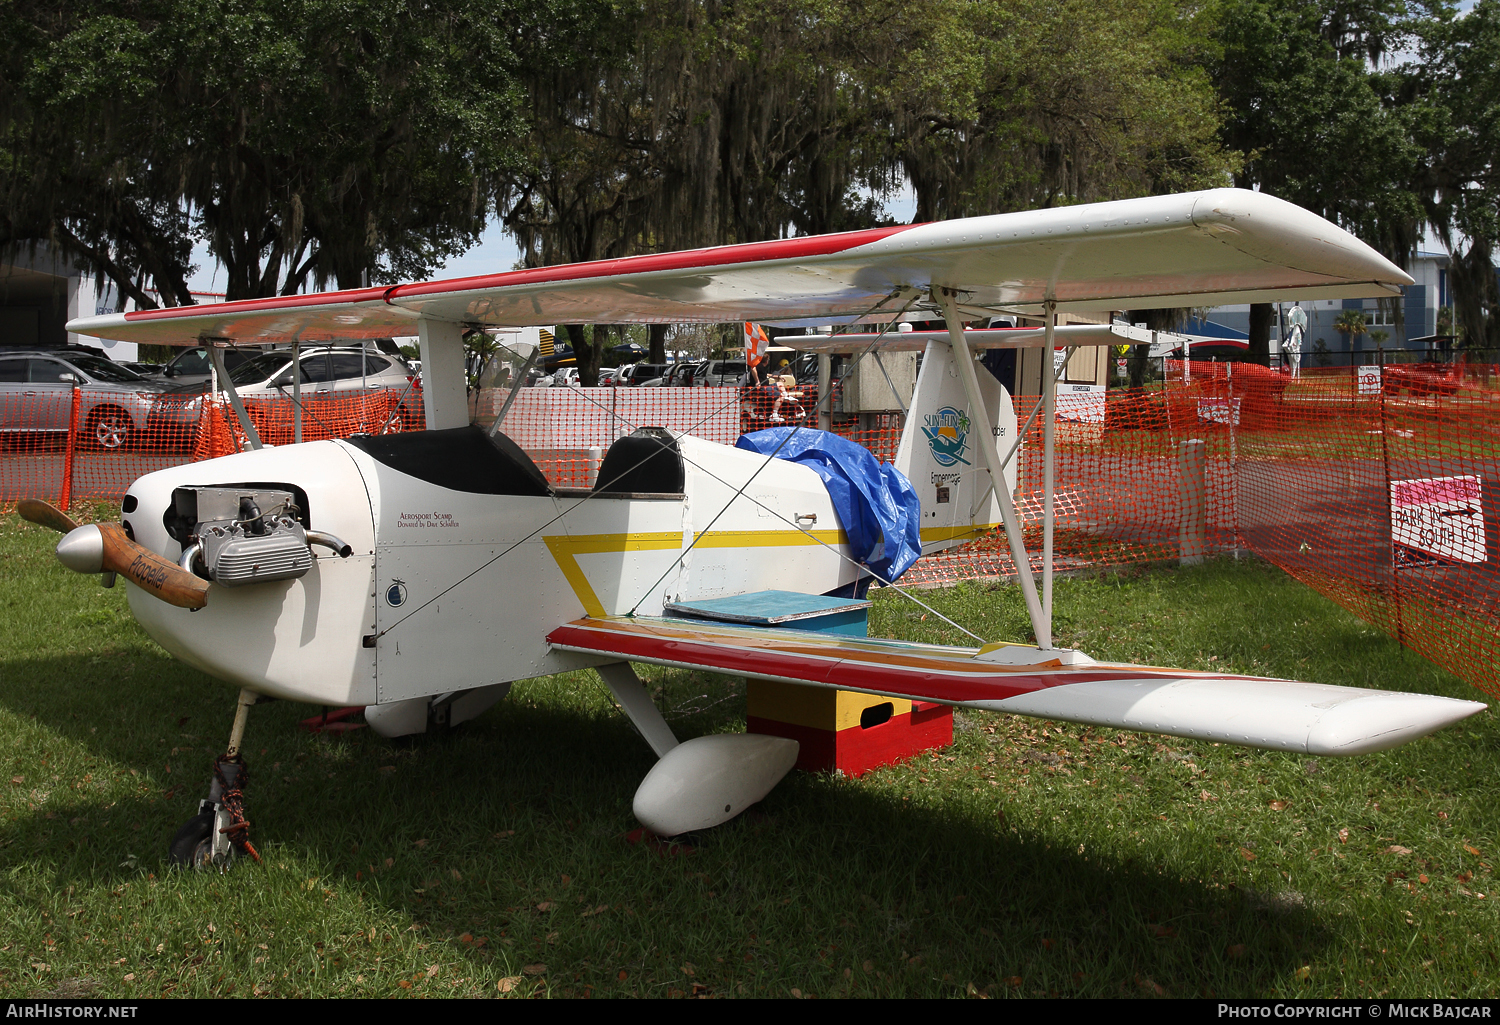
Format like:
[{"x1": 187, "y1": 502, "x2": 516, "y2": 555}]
[
  {"x1": 1212, "y1": 0, "x2": 1426, "y2": 364},
  {"x1": 877, "y1": 0, "x2": 1236, "y2": 222},
  {"x1": 0, "y1": 0, "x2": 590, "y2": 305},
  {"x1": 1334, "y1": 309, "x2": 1369, "y2": 352},
  {"x1": 1406, "y1": 1, "x2": 1500, "y2": 349}
]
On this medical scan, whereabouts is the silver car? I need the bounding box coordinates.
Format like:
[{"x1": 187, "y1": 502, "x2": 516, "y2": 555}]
[
  {"x1": 0, "y1": 349, "x2": 169, "y2": 450},
  {"x1": 149, "y1": 346, "x2": 421, "y2": 445}
]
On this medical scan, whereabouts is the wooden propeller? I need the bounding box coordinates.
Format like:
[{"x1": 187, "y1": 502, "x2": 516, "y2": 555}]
[
  {"x1": 18, "y1": 499, "x2": 210, "y2": 610},
  {"x1": 17, "y1": 499, "x2": 79, "y2": 534}
]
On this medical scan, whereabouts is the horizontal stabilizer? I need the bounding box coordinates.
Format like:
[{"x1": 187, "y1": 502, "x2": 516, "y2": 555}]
[{"x1": 547, "y1": 617, "x2": 1485, "y2": 756}]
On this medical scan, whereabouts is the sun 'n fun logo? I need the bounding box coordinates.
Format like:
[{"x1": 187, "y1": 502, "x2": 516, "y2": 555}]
[{"x1": 922, "y1": 406, "x2": 971, "y2": 467}]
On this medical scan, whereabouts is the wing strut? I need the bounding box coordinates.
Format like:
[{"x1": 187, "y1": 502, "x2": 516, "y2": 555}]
[
  {"x1": 208, "y1": 341, "x2": 263, "y2": 450},
  {"x1": 935, "y1": 289, "x2": 1052, "y2": 648},
  {"x1": 1042, "y1": 299, "x2": 1057, "y2": 630},
  {"x1": 596, "y1": 662, "x2": 679, "y2": 757}
]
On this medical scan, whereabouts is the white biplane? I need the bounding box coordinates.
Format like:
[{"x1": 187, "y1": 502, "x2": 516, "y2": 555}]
[{"x1": 32, "y1": 187, "x2": 1483, "y2": 866}]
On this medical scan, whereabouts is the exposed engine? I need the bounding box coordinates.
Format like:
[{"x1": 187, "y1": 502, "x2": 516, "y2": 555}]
[{"x1": 174, "y1": 487, "x2": 312, "y2": 587}]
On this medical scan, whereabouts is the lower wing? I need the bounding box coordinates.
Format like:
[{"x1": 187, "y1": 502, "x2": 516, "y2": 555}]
[{"x1": 547, "y1": 616, "x2": 1485, "y2": 756}]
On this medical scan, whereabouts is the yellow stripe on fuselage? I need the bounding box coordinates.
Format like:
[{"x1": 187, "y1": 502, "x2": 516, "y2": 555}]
[
  {"x1": 544, "y1": 528, "x2": 851, "y2": 616},
  {"x1": 543, "y1": 532, "x2": 684, "y2": 617},
  {"x1": 692, "y1": 528, "x2": 847, "y2": 549},
  {"x1": 918, "y1": 523, "x2": 998, "y2": 543}
]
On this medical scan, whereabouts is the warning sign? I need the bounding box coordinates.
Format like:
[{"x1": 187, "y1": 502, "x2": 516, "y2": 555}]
[
  {"x1": 1197, "y1": 398, "x2": 1242, "y2": 425},
  {"x1": 1056, "y1": 384, "x2": 1105, "y2": 423},
  {"x1": 1390, "y1": 475, "x2": 1486, "y2": 567}
]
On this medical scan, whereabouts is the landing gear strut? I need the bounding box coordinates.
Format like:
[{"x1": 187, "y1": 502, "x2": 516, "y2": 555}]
[{"x1": 169, "y1": 688, "x2": 265, "y2": 870}]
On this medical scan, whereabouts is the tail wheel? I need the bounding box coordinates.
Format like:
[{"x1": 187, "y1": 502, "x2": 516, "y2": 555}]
[
  {"x1": 167, "y1": 811, "x2": 215, "y2": 869},
  {"x1": 85, "y1": 407, "x2": 132, "y2": 450}
]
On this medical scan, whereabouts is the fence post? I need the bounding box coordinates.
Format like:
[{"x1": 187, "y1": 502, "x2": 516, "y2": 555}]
[
  {"x1": 1178, "y1": 437, "x2": 1206, "y2": 566},
  {"x1": 817, "y1": 353, "x2": 832, "y2": 432},
  {"x1": 586, "y1": 445, "x2": 602, "y2": 488},
  {"x1": 59, "y1": 385, "x2": 81, "y2": 511}
]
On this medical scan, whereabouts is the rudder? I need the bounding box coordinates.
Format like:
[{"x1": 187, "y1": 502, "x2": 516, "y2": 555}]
[{"x1": 893, "y1": 340, "x2": 1017, "y2": 558}]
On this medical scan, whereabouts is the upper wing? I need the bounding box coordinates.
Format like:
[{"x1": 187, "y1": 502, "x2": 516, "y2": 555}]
[
  {"x1": 547, "y1": 616, "x2": 1483, "y2": 756},
  {"x1": 68, "y1": 189, "x2": 1410, "y2": 346}
]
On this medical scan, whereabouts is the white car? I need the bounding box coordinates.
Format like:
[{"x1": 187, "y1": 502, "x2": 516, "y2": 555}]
[
  {"x1": 694, "y1": 360, "x2": 748, "y2": 386},
  {"x1": 149, "y1": 345, "x2": 421, "y2": 444}
]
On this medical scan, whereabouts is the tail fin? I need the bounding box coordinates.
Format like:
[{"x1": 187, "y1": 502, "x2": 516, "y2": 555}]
[{"x1": 893, "y1": 341, "x2": 1017, "y2": 558}]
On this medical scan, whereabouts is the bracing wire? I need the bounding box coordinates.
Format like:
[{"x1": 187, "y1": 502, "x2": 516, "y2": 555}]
[
  {"x1": 671, "y1": 451, "x2": 984, "y2": 642},
  {"x1": 378, "y1": 287, "x2": 999, "y2": 646},
  {"x1": 624, "y1": 289, "x2": 925, "y2": 615}
]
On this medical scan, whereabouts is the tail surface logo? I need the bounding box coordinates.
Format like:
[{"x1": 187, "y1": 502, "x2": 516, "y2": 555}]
[{"x1": 923, "y1": 406, "x2": 971, "y2": 466}]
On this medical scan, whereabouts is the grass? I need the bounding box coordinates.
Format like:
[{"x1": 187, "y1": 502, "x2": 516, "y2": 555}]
[{"x1": 1, "y1": 508, "x2": 1497, "y2": 999}]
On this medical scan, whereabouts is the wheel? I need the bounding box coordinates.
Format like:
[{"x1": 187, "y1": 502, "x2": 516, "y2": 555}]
[
  {"x1": 85, "y1": 407, "x2": 132, "y2": 451},
  {"x1": 167, "y1": 811, "x2": 215, "y2": 869}
]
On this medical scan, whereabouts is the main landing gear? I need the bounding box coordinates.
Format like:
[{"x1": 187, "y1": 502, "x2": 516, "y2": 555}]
[{"x1": 169, "y1": 688, "x2": 266, "y2": 871}]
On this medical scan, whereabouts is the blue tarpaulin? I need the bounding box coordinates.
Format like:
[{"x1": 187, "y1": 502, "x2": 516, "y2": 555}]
[{"x1": 735, "y1": 428, "x2": 921, "y2": 583}]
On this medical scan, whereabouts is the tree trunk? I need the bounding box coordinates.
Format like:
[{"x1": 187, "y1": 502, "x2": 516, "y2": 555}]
[
  {"x1": 1451, "y1": 237, "x2": 1499, "y2": 349},
  {"x1": 577, "y1": 325, "x2": 608, "y2": 386},
  {"x1": 1247, "y1": 303, "x2": 1273, "y2": 366},
  {"x1": 563, "y1": 324, "x2": 587, "y2": 379},
  {"x1": 649, "y1": 323, "x2": 668, "y2": 365},
  {"x1": 1127, "y1": 343, "x2": 1151, "y2": 388}
]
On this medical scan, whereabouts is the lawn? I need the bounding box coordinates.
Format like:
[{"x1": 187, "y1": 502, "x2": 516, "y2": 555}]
[{"x1": 0, "y1": 508, "x2": 1495, "y2": 999}]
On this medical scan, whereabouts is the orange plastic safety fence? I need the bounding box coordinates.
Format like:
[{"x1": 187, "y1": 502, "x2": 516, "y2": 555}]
[
  {"x1": 191, "y1": 390, "x2": 414, "y2": 460},
  {"x1": 903, "y1": 361, "x2": 1500, "y2": 700},
  {"x1": 9, "y1": 370, "x2": 1500, "y2": 699},
  {"x1": 1226, "y1": 366, "x2": 1500, "y2": 699},
  {"x1": 0, "y1": 387, "x2": 420, "y2": 507}
]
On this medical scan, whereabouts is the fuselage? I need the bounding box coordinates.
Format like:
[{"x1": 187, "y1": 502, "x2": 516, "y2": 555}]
[{"x1": 119, "y1": 429, "x2": 859, "y2": 705}]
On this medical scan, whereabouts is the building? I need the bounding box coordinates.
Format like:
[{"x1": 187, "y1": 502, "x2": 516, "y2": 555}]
[
  {"x1": 0, "y1": 240, "x2": 128, "y2": 358},
  {"x1": 1198, "y1": 249, "x2": 1466, "y2": 363}
]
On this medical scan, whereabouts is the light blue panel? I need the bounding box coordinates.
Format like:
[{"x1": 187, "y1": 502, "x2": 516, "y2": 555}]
[{"x1": 665, "y1": 590, "x2": 870, "y2": 636}]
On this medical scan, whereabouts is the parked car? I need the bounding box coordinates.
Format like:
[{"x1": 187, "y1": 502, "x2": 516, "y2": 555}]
[
  {"x1": 621, "y1": 362, "x2": 668, "y2": 386},
  {"x1": 156, "y1": 345, "x2": 258, "y2": 385},
  {"x1": 149, "y1": 346, "x2": 421, "y2": 445},
  {"x1": 694, "y1": 359, "x2": 748, "y2": 386},
  {"x1": 678, "y1": 359, "x2": 709, "y2": 386},
  {"x1": 653, "y1": 361, "x2": 695, "y2": 388},
  {"x1": 0, "y1": 349, "x2": 171, "y2": 450}
]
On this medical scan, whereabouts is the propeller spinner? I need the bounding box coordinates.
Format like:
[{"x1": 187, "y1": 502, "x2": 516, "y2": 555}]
[{"x1": 18, "y1": 499, "x2": 210, "y2": 610}]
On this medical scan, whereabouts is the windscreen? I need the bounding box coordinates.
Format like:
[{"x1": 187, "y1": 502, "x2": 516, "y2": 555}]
[
  {"x1": 227, "y1": 352, "x2": 292, "y2": 386},
  {"x1": 67, "y1": 354, "x2": 148, "y2": 383}
]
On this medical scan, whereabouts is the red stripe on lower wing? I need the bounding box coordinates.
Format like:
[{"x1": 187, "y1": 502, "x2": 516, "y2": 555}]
[{"x1": 546, "y1": 619, "x2": 1268, "y2": 706}]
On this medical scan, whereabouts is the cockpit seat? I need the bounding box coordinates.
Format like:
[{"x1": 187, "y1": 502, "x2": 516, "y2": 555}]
[{"x1": 593, "y1": 427, "x2": 685, "y2": 496}]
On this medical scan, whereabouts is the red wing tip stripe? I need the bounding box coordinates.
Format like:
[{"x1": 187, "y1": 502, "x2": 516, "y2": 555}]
[
  {"x1": 121, "y1": 287, "x2": 394, "y2": 321},
  {"x1": 389, "y1": 225, "x2": 918, "y2": 300}
]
